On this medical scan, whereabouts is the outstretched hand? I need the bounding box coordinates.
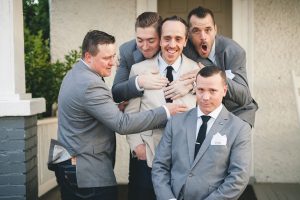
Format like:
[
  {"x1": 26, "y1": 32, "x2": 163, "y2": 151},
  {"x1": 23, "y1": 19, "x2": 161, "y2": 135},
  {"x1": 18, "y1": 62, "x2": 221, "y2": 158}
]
[{"x1": 165, "y1": 103, "x2": 188, "y2": 116}]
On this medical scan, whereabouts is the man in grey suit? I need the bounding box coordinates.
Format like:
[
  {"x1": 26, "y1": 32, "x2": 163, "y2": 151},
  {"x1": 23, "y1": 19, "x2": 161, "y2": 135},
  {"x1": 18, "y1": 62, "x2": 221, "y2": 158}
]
[
  {"x1": 49, "y1": 30, "x2": 186, "y2": 200},
  {"x1": 183, "y1": 6, "x2": 258, "y2": 127},
  {"x1": 152, "y1": 66, "x2": 252, "y2": 200}
]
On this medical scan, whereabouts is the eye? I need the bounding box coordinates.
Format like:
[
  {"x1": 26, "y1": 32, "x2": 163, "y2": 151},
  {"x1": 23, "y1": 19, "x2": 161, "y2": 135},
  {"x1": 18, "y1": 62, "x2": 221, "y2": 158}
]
[
  {"x1": 205, "y1": 28, "x2": 212, "y2": 34},
  {"x1": 191, "y1": 28, "x2": 200, "y2": 34},
  {"x1": 148, "y1": 39, "x2": 155, "y2": 43}
]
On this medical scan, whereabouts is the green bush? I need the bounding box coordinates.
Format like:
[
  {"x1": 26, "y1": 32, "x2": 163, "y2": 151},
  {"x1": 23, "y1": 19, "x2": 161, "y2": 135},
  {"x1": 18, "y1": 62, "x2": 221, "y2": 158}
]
[{"x1": 24, "y1": 28, "x2": 81, "y2": 117}]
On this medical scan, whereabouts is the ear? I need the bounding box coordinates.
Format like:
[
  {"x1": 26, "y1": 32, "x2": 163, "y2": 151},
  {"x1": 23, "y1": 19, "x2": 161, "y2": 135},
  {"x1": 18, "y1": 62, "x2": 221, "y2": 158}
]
[
  {"x1": 223, "y1": 84, "x2": 228, "y2": 97},
  {"x1": 214, "y1": 24, "x2": 218, "y2": 34},
  {"x1": 84, "y1": 52, "x2": 92, "y2": 64},
  {"x1": 183, "y1": 37, "x2": 188, "y2": 47}
]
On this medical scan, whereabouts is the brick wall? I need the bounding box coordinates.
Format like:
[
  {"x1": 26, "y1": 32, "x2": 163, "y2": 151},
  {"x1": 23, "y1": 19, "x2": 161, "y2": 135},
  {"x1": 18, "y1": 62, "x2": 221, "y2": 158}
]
[{"x1": 0, "y1": 116, "x2": 38, "y2": 200}]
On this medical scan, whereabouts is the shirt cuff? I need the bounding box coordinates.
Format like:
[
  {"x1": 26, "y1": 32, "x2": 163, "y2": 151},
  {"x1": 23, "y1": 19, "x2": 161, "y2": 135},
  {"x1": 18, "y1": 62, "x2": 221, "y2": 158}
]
[
  {"x1": 135, "y1": 76, "x2": 144, "y2": 91},
  {"x1": 162, "y1": 105, "x2": 171, "y2": 119}
]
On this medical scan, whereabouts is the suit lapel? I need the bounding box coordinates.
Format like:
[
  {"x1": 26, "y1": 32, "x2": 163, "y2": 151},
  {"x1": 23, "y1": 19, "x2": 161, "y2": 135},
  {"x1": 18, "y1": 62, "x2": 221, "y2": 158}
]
[
  {"x1": 192, "y1": 107, "x2": 229, "y2": 168},
  {"x1": 186, "y1": 109, "x2": 198, "y2": 166}
]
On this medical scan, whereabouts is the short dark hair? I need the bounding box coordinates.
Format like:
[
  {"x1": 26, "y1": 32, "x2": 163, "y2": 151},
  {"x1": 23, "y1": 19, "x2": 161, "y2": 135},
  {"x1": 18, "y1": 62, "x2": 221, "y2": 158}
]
[
  {"x1": 81, "y1": 30, "x2": 115, "y2": 58},
  {"x1": 160, "y1": 15, "x2": 188, "y2": 38},
  {"x1": 135, "y1": 12, "x2": 162, "y2": 35},
  {"x1": 187, "y1": 6, "x2": 215, "y2": 26},
  {"x1": 196, "y1": 66, "x2": 226, "y2": 85}
]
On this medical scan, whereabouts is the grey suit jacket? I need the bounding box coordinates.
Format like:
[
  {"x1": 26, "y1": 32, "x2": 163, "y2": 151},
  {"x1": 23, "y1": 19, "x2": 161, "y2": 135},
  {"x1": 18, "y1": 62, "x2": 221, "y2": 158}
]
[
  {"x1": 55, "y1": 60, "x2": 168, "y2": 188},
  {"x1": 152, "y1": 106, "x2": 252, "y2": 200},
  {"x1": 125, "y1": 54, "x2": 198, "y2": 167},
  {"x1": 112, "y1": 39, "x2": 146, "y2": 103},
  {"x1": 183, "y1": 35, "x2": 258, "y2": 127}
]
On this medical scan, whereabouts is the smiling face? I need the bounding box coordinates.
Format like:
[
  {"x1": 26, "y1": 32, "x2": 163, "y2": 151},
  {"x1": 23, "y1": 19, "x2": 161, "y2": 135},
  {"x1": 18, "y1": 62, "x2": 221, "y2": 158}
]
[
  {"x1": 136, "y1": 27, "x2": 160, "y2": 59},
  {"x1": 189, "y1": 14, "x2": 217, "y2": 58},
  {"x1": 196, "y1": 72, "x2": 227, "y2": 115},
  {"x1": 160, "y1": 20, "x2": 187, "y2": 65},
  {"x1": 85, "y1": 43, "x2": 116, "y2": 77}
]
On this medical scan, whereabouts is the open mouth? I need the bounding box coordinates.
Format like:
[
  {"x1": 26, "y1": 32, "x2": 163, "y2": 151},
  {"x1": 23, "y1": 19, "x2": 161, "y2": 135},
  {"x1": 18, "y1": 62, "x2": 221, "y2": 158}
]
[{"x1": 201, "y1": 43, "x2": 208, "y2": 52}]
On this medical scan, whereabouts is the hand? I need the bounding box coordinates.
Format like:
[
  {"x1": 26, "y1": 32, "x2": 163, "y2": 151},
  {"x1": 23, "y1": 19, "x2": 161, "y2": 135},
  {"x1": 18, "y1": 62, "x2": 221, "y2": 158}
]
[
  {"x1": 164, "y1": 79, "x2": 194, "y2": 100},
  {"x1": 198, "y1": 61, "x2": 205, "y2": 69},
  {"x1": 165, "y1": 103, "x2": 188, "y2": 116},
  {"x1": 117, "y1": 101, "x2": 128, "y2": 112},
  {"x1": 134, "y1": 144, "x2": 146, "y2": 160},
  {"x1": 179, "y1": 68, "x2": 199, "y2": 81},
  {"x1": 138, "y1": 69, "x2": 169, "y2": 90}
]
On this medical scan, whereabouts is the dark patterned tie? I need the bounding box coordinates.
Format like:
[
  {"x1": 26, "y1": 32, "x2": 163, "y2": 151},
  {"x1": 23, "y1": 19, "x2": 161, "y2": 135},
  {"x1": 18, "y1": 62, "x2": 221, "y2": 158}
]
[
  {"x1": 166, "y1": 66, "x2": 173, "y2": 103},
  {"x1": 194, "y1": 115, "x2": 211, "y2": 159}
]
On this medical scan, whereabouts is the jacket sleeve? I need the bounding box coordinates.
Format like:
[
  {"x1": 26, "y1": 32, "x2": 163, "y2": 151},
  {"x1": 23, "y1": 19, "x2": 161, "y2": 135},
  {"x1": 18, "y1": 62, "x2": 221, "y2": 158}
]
[
  {"x1": 84, "y1": 82, "x2": 167, "y2": 135},
  {"x1": 204, "y1": 123, "x2": 252, "y2": 200},
  {"x1": 112, "y1": 44, "x2": 143, "y2": 103},
  {"x1": 152, "y1": 119, "x2": 176, "y2": 200},
  {"x1": 224, "y1": 47, "x2": 253, "y2": 107}
]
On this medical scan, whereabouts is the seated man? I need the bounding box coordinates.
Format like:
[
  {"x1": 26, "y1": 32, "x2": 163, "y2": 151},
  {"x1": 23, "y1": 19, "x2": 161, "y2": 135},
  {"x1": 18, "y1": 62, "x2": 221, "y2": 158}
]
[{"x1": 152, "y1": 66, "x2": 252, "y2": 200}]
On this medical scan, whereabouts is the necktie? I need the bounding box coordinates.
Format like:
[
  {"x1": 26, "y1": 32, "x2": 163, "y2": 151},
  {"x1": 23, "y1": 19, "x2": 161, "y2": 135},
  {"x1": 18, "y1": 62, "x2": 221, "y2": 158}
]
[
  {"x1": 166, "y1": 66, "x2": 173, "y2": 103},
  {"x1": 194, "y1": 115, "x2": 211, "y2": 159},
  {"x1": 101, "y1": 77, "x2": 105, "y2": 82}
]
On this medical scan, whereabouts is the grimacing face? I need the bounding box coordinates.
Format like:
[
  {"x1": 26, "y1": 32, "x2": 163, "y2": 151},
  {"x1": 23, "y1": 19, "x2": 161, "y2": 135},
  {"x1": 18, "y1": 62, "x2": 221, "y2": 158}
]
[
  {"x1": 189, "y1": 14, "x2": 217, "y2": 58},
  {"x1": 160, "y1": 20, "x2": 187, "y2": 65},
  {"x1": 84, "y1": 43, "x2": 116, "y2": 77},
  {"x1": 136, "y1": 27, "x2": 160, "y2": 59},
  {"x1": 196, "y1": 73, "x2": 227, "y2": 115}
]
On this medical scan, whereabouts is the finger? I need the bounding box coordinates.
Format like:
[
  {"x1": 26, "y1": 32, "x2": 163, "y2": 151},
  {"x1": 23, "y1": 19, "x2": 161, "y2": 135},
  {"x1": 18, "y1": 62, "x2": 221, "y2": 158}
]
[
  {"x1": 150, "y1": 68, "x2": 160, "y2": 74},
  {"x1": 171, "y1": 93, "x2": 182, "y2": 100}
]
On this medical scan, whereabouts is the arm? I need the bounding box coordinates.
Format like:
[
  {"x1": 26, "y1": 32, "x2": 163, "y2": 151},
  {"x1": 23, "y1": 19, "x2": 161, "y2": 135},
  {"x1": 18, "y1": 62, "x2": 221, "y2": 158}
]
[
  {"x1": 205, "y1": 123, "x2": 252, "y2": 200},
  {"x1": 112, "y1": 46, "x2": 143, "y2": 103},
  {"x1": 152, "y1": 120, "x2": 176, "y2": 200},
  {"x1": 224, "y1": 47, "x2": 253, "y2": 107},
  {"x1": 85, "y1": 82, "x2": 167, "y2": 135}
]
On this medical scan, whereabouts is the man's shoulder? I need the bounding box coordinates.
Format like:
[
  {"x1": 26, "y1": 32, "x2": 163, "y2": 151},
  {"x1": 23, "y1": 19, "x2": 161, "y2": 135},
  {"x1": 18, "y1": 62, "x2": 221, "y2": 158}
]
[
  {"x1": 171, "y1": 108, "x2": 196, "y2": 123},
  {"x1": 131, "y1": 55, "x2": 157, "y2": 71},
  {"x1": 223, "y1": 107, "x2": 251, "y2": 131},
  {"x1": 120, "y1": 39, "x2": 137, "y2": 51},
  {"x1": 216, "y1": 35, "x2": 245, "y2": 54},
  {"x1": 181, "y1": 54, "x2": 199, "y2": 68}
]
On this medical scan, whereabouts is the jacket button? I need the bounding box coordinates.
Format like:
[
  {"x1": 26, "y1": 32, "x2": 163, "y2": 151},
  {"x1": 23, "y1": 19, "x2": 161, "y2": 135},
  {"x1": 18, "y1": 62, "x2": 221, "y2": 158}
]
[{"x1": 189, "y1": 173, "x2": 194, "y2": 177}]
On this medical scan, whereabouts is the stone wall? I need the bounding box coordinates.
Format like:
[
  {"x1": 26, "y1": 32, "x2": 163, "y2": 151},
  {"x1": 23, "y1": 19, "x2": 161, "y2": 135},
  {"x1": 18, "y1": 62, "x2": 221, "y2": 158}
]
[{"x1": 253, "y1": 0, "x2": 300, "y2": 182}]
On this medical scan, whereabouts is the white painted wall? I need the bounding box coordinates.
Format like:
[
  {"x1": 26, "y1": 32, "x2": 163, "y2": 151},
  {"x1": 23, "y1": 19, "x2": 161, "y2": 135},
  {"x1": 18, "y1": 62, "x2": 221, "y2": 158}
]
[{"x1": 252, "y1": 0, "x2": 300, "y2": 182}]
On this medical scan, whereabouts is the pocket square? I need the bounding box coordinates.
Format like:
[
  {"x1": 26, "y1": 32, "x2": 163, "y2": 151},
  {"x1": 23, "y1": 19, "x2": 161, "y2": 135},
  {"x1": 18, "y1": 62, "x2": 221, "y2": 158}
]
[{"x1": 211, "y1": 132, "x2": 227, "y2": 145}]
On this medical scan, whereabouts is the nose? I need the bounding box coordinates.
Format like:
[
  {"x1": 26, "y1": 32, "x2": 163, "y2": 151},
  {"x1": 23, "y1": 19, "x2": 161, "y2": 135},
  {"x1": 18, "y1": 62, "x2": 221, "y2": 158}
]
[
  {"x1": 169, "y1": 39, "x2": 176, "y2": 48},
  {"x1": 109, "y1": 57, "x2": 116, "y2": 66},
  {"x1": 141, "y1": 41, "x2": 149, "y2": 50},
  {"x1": 199, "y1": 31, "x2": 206, "y2": 40},
  {"x1": 202, "y1": 92, "x2": 210, "y2": 100}
]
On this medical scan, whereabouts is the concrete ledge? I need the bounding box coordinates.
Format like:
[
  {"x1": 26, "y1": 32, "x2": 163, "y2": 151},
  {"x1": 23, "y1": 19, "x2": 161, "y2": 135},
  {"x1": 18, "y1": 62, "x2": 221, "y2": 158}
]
[{"x1": 0, "y1": 98, "x2": 45, "y2": 117}]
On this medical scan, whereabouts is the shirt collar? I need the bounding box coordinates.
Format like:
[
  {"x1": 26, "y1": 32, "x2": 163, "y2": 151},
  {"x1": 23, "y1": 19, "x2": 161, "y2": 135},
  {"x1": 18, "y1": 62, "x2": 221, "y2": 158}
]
[
  {"x1": 80, "y1": 58, "x2": 91, "y2": 69},
  {"x1": 158, "y1": 52, "x2": 182, "y2": 73},
  {"x1": 208, "y1": 39, "x2": 216, "y2": 64},
  {"x1": 197, "y1": 103, "x2": 223, "y2": 119}
]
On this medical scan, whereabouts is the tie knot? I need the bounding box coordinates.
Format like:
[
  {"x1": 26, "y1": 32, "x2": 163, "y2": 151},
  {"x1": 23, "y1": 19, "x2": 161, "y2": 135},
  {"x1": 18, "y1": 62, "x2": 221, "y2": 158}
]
[
  {"x1": 166, "y1": 66, "x2": 173, "y2": 71},
  {"x1": 201, "y1": 115, "x2": 211, "y2": 123}
]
